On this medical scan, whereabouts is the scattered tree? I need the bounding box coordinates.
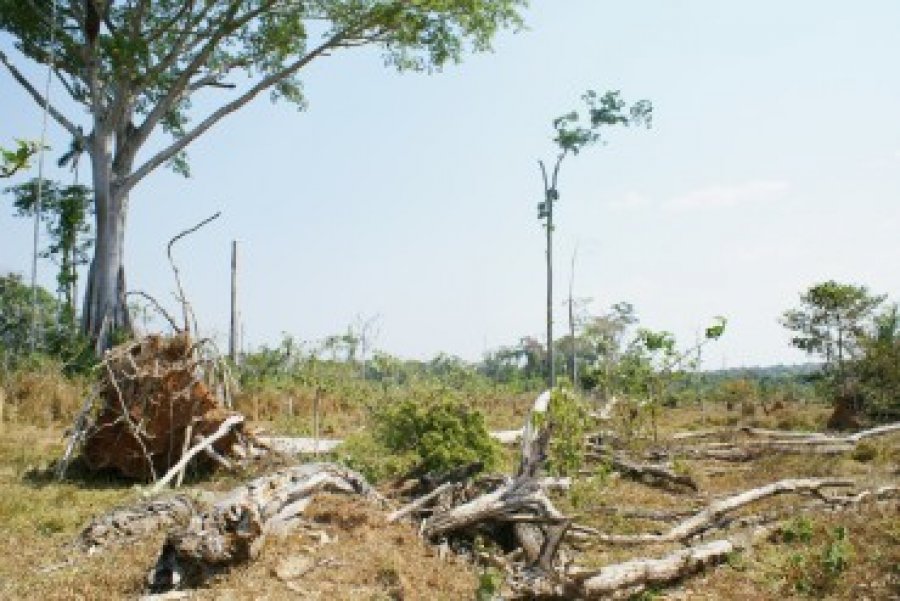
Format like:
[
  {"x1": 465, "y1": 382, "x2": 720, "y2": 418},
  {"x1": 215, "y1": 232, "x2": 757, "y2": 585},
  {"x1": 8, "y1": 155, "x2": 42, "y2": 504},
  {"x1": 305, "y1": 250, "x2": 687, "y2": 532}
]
[
  {"x1": 6, "y1": 178, "x2": 93, "y2": 320},
  {"x1": 0, "y1": 0, "x2": 526, "y2": 350},
  {"x1": 781, "y1": 281, "x2": 885, "y2": 382},
  {"x1": 537, "y1": 91, "x2": 652, "y2": 386}
]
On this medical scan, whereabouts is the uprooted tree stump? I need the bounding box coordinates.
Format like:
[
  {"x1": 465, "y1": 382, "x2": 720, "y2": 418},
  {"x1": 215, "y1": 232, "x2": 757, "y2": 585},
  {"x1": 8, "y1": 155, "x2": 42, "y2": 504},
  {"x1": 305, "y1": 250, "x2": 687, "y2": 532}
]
[
  {"x1": 147, "y1": 463, "x2": 381, "y2": 591},
  {"x1": 67, "y1": 333, "x2": 259, "y2": 481}
]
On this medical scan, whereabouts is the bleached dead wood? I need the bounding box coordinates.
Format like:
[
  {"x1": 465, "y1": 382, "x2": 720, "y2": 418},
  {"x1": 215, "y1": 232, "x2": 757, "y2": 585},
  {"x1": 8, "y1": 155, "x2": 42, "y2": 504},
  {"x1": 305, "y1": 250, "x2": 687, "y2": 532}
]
[
  {"x1": 388, "y1": 482, "x2": 455, "y2": 523},
  {"x1": 80, "y1": 496, "x2": 197, "y2": 552},
  {"x1": 575, "y1": 533, "x2": 751, "y2": 599},
  {"x1": 258, "y1": 427, "x2": 528, "y2": 456},
  {"x1": 151, "y1": 415, "x2": 244, "y2": 493},
  {"x1": 147, "y1": 463, "x2": 379, "y2": 592},
  {"x1": 589, "y1": 478, "x2": 853, "y2": 545},
  {"x1": 491, "y1": 429, "x2": 524, "y2": 444},
  {"x1": 258, "y1": 436, "x2": 344, "y2": 455},
  {"x1": 670, "y1": 421, "x2": 900, "y2": 449}
]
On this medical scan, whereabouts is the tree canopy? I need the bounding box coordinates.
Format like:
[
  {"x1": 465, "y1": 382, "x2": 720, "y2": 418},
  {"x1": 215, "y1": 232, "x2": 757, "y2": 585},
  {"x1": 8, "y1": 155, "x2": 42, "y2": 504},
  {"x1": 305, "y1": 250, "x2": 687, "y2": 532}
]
[{"x1": 0, "y1": 0, "x2": 527, "y2": 348}]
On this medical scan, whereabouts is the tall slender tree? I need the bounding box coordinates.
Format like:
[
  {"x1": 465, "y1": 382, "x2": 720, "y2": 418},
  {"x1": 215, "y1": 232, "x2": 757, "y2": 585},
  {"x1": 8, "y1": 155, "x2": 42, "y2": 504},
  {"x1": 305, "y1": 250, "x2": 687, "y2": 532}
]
[
  {"x1": 537, "y1": 90, "x2": 651, "y2": 387},
  {"x1": 0, "y1": 0, "x2": 526, "y2": 351}
]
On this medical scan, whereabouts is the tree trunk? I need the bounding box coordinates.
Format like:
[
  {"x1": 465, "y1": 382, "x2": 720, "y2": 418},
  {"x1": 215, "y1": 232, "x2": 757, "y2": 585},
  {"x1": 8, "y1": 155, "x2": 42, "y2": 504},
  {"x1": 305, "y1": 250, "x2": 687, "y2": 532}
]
[{"x1": 82, "y1": 134, "x2": 132, "y2": 352}]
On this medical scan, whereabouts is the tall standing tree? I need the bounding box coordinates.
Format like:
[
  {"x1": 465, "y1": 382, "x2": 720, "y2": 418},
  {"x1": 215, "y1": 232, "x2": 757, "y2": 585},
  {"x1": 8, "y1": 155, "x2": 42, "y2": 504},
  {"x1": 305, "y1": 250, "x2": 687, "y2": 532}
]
[
  {"x1": 781, "y1": 281, "x2": 885, "y2": 381},
  {"x1": 537, "y1": 90, "x2": 651, "y2": 387},
  {"x1": 0, "y1": 0, "x2": 526, "y2": 351}
]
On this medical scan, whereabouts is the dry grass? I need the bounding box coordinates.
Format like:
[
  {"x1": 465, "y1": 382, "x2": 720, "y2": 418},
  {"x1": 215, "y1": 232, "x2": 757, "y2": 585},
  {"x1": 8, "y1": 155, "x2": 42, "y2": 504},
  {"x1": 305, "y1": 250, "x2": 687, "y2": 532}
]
[
  {"x1": 0, "y1": 426, "x2": 478, "y2": 600},
  {"x1": 0, "y1": 382, "x2": 895, "y2": 600},
  {"x1": 0, "y1": 361, "x2": 88, "y2": 427}
]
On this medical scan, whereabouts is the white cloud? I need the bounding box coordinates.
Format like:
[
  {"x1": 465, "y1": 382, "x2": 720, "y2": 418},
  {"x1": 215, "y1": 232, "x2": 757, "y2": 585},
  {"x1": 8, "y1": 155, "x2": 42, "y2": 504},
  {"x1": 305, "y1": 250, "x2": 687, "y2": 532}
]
[{"x1": 665, "y1": 180, "x2": 790, "y2": 211}]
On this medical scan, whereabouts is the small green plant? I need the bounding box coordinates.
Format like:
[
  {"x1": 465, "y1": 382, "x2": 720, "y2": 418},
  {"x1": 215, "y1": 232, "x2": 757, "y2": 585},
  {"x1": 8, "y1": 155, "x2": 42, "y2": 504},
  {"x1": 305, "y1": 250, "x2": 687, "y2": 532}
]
[
  {"x1": 475, "y1": 568, "x2": 503, "y2": 601},
  {"x1": 779, "y1": 516, "x2": 814, "y2": 544},
  {"x1": 780, "y1": 520, "x2": 853, "y2": 596},
  {"x1": 568, "y1": 470, "x2": 607, "y2": 510},
  {"x1": 822, "y1": 526, "x2": 852, "y2": 575}
]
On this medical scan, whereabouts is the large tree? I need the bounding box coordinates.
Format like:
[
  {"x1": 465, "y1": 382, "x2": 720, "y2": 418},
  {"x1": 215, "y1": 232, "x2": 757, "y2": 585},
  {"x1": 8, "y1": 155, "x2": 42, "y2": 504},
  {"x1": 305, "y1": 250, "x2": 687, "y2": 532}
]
[
  {"x1": 0, "y1": 0, "x2": 525, "y2": 351},
  {"x1": 781, "y1": 280, "x2": 885, "y2": 380}
]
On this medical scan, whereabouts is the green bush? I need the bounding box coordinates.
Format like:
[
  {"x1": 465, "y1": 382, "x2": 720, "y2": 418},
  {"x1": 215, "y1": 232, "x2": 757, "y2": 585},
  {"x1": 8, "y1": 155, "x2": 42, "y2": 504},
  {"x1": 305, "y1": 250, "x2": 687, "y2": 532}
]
[
  {"x1": 546, "y1": 386, "x2": 591, "y2": 476},
  {"x1": 341, "y1": 395, "x2": 500, "y2": 483}
]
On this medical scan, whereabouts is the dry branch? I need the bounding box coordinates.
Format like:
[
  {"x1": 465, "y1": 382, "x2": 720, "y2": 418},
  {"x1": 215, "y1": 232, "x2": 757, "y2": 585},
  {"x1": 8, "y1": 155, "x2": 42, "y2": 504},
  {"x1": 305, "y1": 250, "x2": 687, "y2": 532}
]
[
  {"x1": 588, "y1": 478, "x2": 853, "y2": 545},
  {"x1": 152, "y1": 415, "x2": 244, "y2": 493}
]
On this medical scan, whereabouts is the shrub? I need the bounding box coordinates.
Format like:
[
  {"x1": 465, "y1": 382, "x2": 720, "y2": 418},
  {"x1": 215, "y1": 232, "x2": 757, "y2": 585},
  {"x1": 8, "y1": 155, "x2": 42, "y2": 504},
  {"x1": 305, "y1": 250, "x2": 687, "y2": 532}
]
[
  {"x1": 545, "y1": 386, "x2": 591, "y2": 476},
  {"x1": 341, "y1": 395, "x2": 500, "y2": 483},
  {"x1": 779, "y1": 520, "x2": 853, "y2": 596}
]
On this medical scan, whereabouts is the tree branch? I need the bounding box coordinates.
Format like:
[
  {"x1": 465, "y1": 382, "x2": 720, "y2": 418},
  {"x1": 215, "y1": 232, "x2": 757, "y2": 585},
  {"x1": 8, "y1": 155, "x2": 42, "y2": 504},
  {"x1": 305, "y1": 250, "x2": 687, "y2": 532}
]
[
  {"x1": 123, "y1": 30, "x2": 347, "y2": 192},
  {"x1": 0, "y1": 50, "x2": 83, "y2": 141}
]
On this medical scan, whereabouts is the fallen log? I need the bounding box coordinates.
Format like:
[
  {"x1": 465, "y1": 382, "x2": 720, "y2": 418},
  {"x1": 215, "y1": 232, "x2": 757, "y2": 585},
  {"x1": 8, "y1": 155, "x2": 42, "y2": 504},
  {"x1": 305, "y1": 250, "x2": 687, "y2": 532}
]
[
  {"x1": 80, "y1": 496, "x2": 197, "y2": 552},
  {"x1": 574, "y1": 530, "x2": 762, "y2": 599},
  {"x1": 588, "y1": 478, "x2": 853, "y2": 545},
  {"x1": 669, "y1": 421, "x2": 900, "y2": 449},
  {"x1": 147, "y1": 463, "x2": 379, "y2": 592},
  {"x1": 590, "y1": 452, "x2": 699, "y2": 492}
]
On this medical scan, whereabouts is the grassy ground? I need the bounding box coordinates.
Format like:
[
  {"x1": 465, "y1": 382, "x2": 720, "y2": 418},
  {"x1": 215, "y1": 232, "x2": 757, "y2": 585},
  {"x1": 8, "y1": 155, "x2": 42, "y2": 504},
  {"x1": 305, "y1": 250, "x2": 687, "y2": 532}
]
[{"x1": 0, "y1": 397, "x2": 896, "y2": 600}]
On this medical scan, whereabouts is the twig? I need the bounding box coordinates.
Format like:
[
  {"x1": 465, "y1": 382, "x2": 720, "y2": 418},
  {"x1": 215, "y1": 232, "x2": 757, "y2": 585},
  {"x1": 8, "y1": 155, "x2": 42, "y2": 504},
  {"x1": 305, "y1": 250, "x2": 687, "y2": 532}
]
[
  {"x1": 166, "y1": 212, "x2": 221, "y2": 334},
  {"x1": 127, "y1": 290, "x2": 181, "y2": 332}
]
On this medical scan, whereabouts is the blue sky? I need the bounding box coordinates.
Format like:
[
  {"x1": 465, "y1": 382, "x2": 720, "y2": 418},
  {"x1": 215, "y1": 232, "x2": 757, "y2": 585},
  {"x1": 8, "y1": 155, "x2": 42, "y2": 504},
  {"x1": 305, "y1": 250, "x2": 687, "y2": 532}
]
[{"x1": 2, "y1": 1, "x2": 899, "y2": 367}]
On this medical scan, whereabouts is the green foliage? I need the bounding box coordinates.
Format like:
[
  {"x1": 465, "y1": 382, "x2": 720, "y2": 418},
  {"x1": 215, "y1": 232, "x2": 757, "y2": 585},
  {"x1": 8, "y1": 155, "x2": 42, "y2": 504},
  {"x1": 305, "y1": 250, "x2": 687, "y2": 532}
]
[
  {"x1": 5, "y1": 178, "x2": 93, "y2": 310},
  {"x1": 376, "y1": 396, "x2": 500, "y2": 474},
  {"x1": 568, "y1": 466, "x2": 609, "y2": 510},
  {"x1": 782, "y1": 281, "x2": 884, "y2": 373},
  {"x1": 852, "y1": 304, "x2": 900, "y2": 420},
  {"x1": 0, "y1": 0, "x2": 526, "y2": 179},
  {"x1": 545, "y1": 386, "x2": 591, "y2": 475},
  {"x1": 552, "y1": 90, "x2": 652, "y2": 156},
  {"x1": 342, "y1": 394, "x2": 500, "y2": 483},
  {"x1": 475, "y1": 568, "x2": 504, "y2": 601},
  {"x1": 0, "y1": 140, "x2": 40, "y2": 178},
  {"x1": 779, "y1": 519, "x2": 853, "y2": 596},
  {"x1": 779, "y1": 517, "x2": 814, "y2": 544},
  {"x1": 0, "y1": 273, "x2": 93, "y2": 374}
]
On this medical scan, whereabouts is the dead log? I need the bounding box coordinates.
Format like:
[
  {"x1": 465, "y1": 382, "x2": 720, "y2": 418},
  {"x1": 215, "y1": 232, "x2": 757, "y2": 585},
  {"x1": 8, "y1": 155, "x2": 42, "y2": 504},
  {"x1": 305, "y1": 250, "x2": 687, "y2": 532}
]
[
  {"x1": 574, "y1": 531, "x2": 759, "y2": 599},
  {"x1": 418, "y1": 391, "x2": 572, "y2": 570},
  {"x1": 147, "y1": 463, "x2": 379, "y2": 592},
  {"x1": 79, "y1": 496, "x2": 197, "y2": 552},
  {"x1": 588, "y1": 478, "x2": 853, "y2": 545},
  {"x1": 590, "y1": 453, "x2": 698, "y2": 492}
]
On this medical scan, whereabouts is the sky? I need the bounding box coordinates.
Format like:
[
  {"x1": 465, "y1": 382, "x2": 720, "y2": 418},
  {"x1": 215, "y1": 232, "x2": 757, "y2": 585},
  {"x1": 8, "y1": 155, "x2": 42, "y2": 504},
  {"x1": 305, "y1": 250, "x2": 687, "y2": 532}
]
[{"x1": 1, "y1": 1, "x2": 899, "y2": 368}]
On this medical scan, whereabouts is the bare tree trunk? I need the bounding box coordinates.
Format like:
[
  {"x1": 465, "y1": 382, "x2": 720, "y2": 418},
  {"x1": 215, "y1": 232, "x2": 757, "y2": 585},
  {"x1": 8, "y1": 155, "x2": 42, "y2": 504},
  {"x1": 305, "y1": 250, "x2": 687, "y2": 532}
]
[{"x1": 81, "y1": 141, "x2": 132, "y2": 352}]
